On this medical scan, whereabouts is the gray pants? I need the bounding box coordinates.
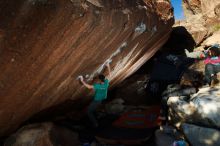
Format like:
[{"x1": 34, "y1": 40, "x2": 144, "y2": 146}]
[
  {"x1": 205, "y1": 64, "x2": 220, "y2": 85},
  {"x1": 87, "y1": 100, "x2": 101, "y2": 127}
]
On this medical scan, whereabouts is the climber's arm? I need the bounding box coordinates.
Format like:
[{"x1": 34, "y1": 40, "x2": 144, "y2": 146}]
[
  {"x1": 79, "y1": 76, "x2": 94, "y2": 90},
  {"x1": 105, "y1": 61, "x2": 111, "y2": 80}
]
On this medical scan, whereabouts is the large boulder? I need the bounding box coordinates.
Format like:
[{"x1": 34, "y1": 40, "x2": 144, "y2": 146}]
[
  {"x1": 174, "y1": 22, "x2": 208, "y2": 46},
  {"x1": 182, "y1": 123, "x2": 220, "y2": 146},
  {"x1": 155, "y1": 129, "x2": 175, "y2": 146},
  {"x1": 166, "y1": 86, "x2": 220, "y2": 145},
  {"x1": 173, "y1": 0, "x2": 220, "y2": 48},
  {"x1": 4, "y1": 122, "x2": 80, "y2": 146},
  {"x1": 155, "y1": 125, "x2": 188, "y2": 146},
  {"x1": 202, "y1": 30, "x2": 220, "y2": 46},
  {"x1": 168, "y1": 86, "x2": 220, "y2": 128},
  {"x1": 183, "y1": 0, "x2": 220, "y2": 19},
  {"x1": 0, "y1": 0, "x2": 174, "y2": 136}
]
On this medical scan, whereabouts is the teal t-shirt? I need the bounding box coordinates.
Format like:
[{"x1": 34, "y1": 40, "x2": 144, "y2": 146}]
[{"x1": 93, "y1": 79, "x2": 109, "y2": 101}]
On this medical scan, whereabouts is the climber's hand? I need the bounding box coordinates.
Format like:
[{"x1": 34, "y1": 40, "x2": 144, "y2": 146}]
[{"x1": 78, "y1": 76, "x2": 84, "y2": 82}]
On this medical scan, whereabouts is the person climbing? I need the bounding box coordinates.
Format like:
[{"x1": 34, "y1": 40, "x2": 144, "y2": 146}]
[
  {"x1": 184, "y1": 46, "x2": 210, "y2": 59},
  {"x1": 185, "y1": 44, "x2": 220, "y2": 86},
  {"x1": 79, "y1": 61, "x2": 111, "y2": 128},
  {"x1": 203, "y1": 44, "x2": 220, "y2": 86},
  {"x1": 185, "y1": 44, "x2": 220, "y2": 59}
]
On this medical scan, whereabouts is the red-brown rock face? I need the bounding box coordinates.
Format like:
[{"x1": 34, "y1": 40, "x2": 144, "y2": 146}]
[{"x1": 0, "y1": 0, "x2": 174, "y2": 136}]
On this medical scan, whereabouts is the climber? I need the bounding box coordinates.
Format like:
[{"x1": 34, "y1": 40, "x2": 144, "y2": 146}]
[
  {"x1": 79, "y1": 61, "x2": 111, "y2": 128},
  {"x1": 184, "y1": 45, "x2": 212, "y2": 59},
  {"x1": 185, "y1": 44, "x2": 220, "y2": 86},
  {"x1": 185, "y1": 44, "x2": 220, "y2": 59},
  {"x1": 185, "y1": 48, "x2": 206, "y2": 59},
  {"x1": 203, "y1": 44, "x2": 220, "y2": 86}
]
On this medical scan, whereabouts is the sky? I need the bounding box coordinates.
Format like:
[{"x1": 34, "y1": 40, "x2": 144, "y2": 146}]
[{"x1": 170, "y1": 0, "x2": 185, "y2": 20}]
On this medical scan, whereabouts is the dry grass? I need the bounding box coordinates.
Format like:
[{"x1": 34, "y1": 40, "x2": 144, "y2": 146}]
[{"x1": 212, "y1": 24, "x2": 220, "y2": 32}]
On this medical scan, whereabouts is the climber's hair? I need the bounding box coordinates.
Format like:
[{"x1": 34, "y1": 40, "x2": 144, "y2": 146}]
[
  {"x1": 208, "y1": 46, "x2": 220, "y2": 57},
  {"x1": 98, "y1": 74, "x2": 105, "y2": 82}
]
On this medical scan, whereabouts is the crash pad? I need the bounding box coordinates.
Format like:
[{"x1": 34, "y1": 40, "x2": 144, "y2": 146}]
[{"x1": 112, "y1": 106, "x2": 161, "y2": 129}]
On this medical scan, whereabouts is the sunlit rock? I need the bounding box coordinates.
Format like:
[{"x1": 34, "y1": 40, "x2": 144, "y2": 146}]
[
  {"x1": 183, "y1": 0, "x2": 220, "y2": 19},
  {"x1": 174, "y1": 0, "x2": 220, "y2": 47},
  {"x1": 202, "y1": 30, "x2": 220, "y2": 46},
  {"x1": 168, "y1": 86, "x2": 220, "y2": 128}
]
